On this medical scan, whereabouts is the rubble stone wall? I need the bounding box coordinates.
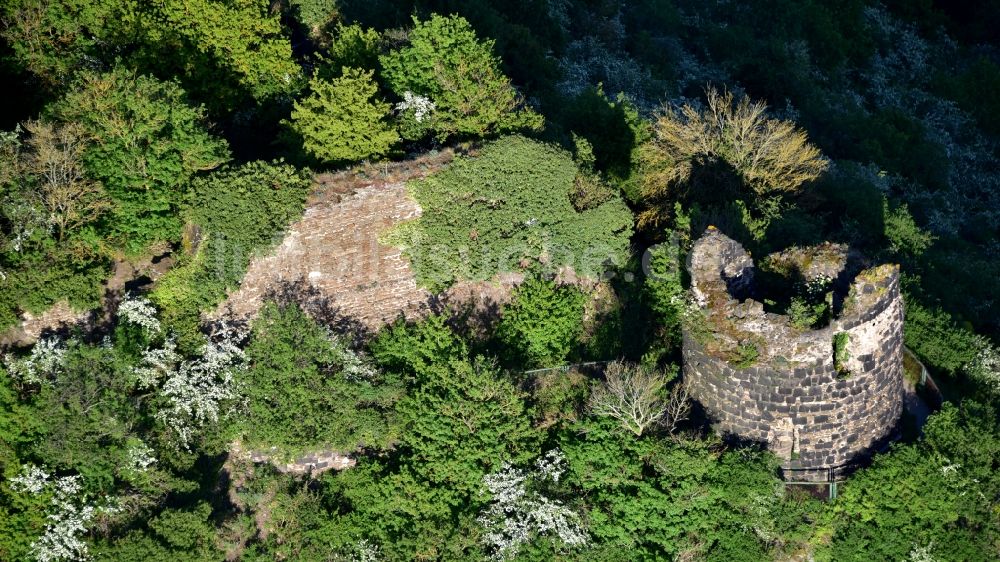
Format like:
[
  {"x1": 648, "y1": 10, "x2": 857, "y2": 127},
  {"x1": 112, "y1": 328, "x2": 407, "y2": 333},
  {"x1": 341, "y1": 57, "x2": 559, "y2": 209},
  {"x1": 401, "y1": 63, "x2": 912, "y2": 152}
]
[{"x1": 219, "y1": 183, "x2": 433, "y2": 328}]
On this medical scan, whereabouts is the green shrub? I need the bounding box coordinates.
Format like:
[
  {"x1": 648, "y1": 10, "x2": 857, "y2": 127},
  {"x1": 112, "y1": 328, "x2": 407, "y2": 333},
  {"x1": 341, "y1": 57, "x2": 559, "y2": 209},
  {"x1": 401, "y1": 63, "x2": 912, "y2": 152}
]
[
  {"x1": 288, "y1": 69, "x2": 399, "y2": 164},
  {"x1": 369, "y1": 314, "x2": 467, "y2": 379},
  {"x1": 241, "y1": 302, "x2": 401, "y2": 452},
  {"x1": 833, "y1": 332, "x2": 850, "y2": 375},
  {"x1": 289, "y1": 0, "x2": 340, "y2": 38},
  {"x1": 787, "y1": 297, "x2": 828, "y2": 330},
  {"x1": 644, "y1": 236, "x2": 686, "y2": 345},
  {"x1": 391, "y1": 135, "x2": 633, "y2": 290},
  {"x1": 148, "y1": 241, "x2": 223, "y2": 351},
  {"x1": 319, "y1": 23, "x2": 380, "y2": 74},
  {"x1": 733, "y1": 341, "x2": 760, "y2": 368},
  {"x1": 380, "y1": 14, "x2": 543, "y2": 141},
  {"x1": 496, "y1": 276, "x2": 586, "y2": 368},
  {"x1": 903, "y1": 298, "x2": 981, "y2": 375},
  {"x1": 559, "y1": 87, "x2": 648, "y2": 184},
  {"x1": 883, "y1": 198, "x2": 935, "y2": 258}
]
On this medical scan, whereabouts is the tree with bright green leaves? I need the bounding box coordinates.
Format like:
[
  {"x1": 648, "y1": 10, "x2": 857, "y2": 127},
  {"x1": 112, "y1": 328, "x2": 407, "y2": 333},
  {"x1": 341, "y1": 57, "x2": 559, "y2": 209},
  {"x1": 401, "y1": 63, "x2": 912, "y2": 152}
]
[
  {"x1": 644, "y1": 226, "x2": 688, "y2": 347},
  {"x1": 0, "y1": 0, "x2": 133, "y2": 91},
  {"x1": 139, "y1": 0, "x2": 301, "y2": 104},
  {"x1": 369, "y1": 313, "x2": 468, "y2": 379},
  {"x1": 398, "y1": 356, "x2": 538, "y2": 493},
  {"x1": 882, "y1": 198, "x2": 936, "y2": 259},
  {"x1": 289, "y1": 69, "x2": 400, "y2": 164},
  {"x1": 319, "y1": 23, "x2": 381, "y2": 76},
  {"x1": 3, "y1": 0, "x2": 299, "y2": 109},
  {"x1": 296, "y1": 316, "x2": 542, "y2": 558},
  {"x1": 380, "y1": 14, "x2": 543, "y2": 141},
  {"x1": 240, "y1": 302, "x2": 401, "y2": 453},
  {"x1": 903, "y1": 297, "x2": 983, "y2": 376},
  {"x1": 496, "y1": 276, "x2": 587, "y2": 368},
  {"x1": 48, "y1": 67, "x2": 229, "y2": 253},
  {"x1": 390, "y1": 135, "x2": 633, "y2": 290}
]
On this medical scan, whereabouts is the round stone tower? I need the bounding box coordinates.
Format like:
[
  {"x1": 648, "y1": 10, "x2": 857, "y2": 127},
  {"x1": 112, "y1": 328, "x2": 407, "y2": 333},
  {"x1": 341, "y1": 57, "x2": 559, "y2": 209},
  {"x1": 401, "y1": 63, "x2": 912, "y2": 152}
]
[{"x1": 682, "y1": 228, "x2": 904, "y2": 480}]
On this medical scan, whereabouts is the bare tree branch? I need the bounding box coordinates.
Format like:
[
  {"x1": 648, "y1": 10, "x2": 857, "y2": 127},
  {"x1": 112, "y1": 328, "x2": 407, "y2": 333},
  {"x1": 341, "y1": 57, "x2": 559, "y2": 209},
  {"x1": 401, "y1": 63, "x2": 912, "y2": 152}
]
[{"x1": 589, "y1": 361, "x2": 669, "y2": 436}]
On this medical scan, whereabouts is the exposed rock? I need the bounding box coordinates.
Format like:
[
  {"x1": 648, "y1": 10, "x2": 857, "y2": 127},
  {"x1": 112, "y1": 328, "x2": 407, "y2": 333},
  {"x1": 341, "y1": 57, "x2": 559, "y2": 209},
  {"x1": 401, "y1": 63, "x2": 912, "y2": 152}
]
[
  {"x1": 218, "y1": 178, "x2": 603, "y2": 333},
  {"x1": 6, "y1": 300, "x2": 91, "y2": 347}
]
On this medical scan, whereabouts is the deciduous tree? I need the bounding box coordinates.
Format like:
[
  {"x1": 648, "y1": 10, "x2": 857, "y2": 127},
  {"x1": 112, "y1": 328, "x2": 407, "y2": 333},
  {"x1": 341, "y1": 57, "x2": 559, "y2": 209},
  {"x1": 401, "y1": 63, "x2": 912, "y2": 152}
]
[
  {"x1": 380, "y1": 14, "x2": 543, "y2": 141},
  {"x1": 638, "y1": 87, "x2": 827, "y2": 233},
  {"x1": 289, "y1": 69, "x2": 399, "y2": 164},
  {"x1": 49, "y1": 68, "x2": 229, "y2": 252}
]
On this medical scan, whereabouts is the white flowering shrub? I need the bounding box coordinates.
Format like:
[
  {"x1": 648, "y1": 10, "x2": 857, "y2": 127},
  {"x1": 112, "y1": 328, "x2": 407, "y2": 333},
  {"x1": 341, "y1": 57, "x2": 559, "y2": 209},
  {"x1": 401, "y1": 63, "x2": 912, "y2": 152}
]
[
  {"x1": 327, "y1": 331, "x2": 378, "y2": 382},
  {"x1": 738, "y1": 483, "x2": 786, "y2": 545},
  {"x1": 155, "y1": 323, "x2": 247, "y2": 449},
  {"x1": 116, "y1": 294, "x2": 161, "y2": 337},
  {"x1": 909, "y1": 542, "x2": 937, "y2": 562},
  {"x1": 10, "y1": 464, "x2": 52, "y2": 494},
  {"x1": 394, "y1": 91, "x2": 436, "y2": 123},
  {"x1": 534, "y1": 449, "x2": 566, "y2": 483},
  {"x1": 9, "y1": 465, "x2": 116, "y2": 562},
  {"x1": 967, "y1": 337, "x2": 1000, "y2": 395},
  {"x1": 132, "y1": 337, "x2": 182, "y2": 389},
  {"x1": 4, "y1": 336, "x2": 67, "y2": 386},
  {"x1": 123, "y1": 438, "x2": 157, "y2": 476},
  {"x1": 353, "y1": 539, "x2": 380, "y2": 562},
  {"x1": 478, "y1": 449, "x2": 587, "y2": 560}
]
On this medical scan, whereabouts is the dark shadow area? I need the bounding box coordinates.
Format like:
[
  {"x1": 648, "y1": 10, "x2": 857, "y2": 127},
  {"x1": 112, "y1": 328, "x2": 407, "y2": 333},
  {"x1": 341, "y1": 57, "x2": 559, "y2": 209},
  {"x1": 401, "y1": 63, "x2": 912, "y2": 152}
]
[
  {"x1": 0, "y1": 41, "x2": 45, "y2": 128},
  {"x1": 750, "y1": 246, "x2": 867, "y2": 321},
  {"x1": 554, "y1": 87, "x2": 638, "y2": 176},
  {"x1": 432, "y1": 292, "x2": 504, "y2": 347},
  {"x1": 252, "y1": 277, "x2": 373, "y2": 343}
]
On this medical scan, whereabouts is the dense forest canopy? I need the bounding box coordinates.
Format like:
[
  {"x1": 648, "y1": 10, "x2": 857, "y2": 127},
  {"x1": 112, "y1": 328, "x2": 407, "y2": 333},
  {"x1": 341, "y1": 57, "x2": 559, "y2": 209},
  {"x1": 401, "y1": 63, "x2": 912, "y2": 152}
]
[{"x1": 1, "y1": 0, "x2": 999, "y2": 560}]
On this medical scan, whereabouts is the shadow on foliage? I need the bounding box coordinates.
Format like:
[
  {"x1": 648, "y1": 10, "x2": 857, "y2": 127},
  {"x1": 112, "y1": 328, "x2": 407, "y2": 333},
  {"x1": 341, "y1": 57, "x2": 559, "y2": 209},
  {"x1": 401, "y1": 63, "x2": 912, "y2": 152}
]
[{"x1": 252, "y1": 277, "x2": 373, "y2": 343}]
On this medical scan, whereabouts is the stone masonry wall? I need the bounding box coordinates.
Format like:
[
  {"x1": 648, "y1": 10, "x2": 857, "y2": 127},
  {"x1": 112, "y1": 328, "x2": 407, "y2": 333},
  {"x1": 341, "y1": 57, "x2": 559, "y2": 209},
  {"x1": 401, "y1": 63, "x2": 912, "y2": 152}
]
[
  {"x1": 219, "y1": 180, "x2": 546, "y2": 333},
  {"x1": 219, "y1": 183, "x2": 432, "y2": 328},
  {"x1": 683, "y1": 229, "x2": 904, "y2": 479}
]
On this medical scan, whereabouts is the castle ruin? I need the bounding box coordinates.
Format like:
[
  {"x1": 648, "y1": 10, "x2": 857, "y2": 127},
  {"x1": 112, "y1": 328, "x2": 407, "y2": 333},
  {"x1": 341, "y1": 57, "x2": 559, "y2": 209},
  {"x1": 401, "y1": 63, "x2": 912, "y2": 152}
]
[{"x1": 682, "y1": 228, "x2": 904, "y2": 480}]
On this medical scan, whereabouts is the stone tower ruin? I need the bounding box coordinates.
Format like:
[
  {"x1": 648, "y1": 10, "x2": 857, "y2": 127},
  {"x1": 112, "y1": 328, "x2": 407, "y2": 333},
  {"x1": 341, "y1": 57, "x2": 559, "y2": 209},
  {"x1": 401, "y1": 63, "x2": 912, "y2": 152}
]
[{"x1": 682, "y1": 228, "x2": 904, "y2": 480}]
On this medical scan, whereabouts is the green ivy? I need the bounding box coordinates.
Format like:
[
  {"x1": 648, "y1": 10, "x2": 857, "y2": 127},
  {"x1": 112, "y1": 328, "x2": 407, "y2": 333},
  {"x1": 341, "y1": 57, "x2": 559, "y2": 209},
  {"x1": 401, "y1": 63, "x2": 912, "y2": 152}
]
[{"x1": 391, "y1": 135, "x2": 633, "y2": 291}]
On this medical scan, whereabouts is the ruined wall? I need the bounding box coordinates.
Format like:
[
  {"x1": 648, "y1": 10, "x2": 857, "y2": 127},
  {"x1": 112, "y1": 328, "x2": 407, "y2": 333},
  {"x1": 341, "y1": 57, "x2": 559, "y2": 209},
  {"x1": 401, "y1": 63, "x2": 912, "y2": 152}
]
[
  {"x1": 682, "y1": 229, "x2": 904, "y2": 479},
  {"x1": 219, "y1": 179, "x2": 590, "y2": 332},
  {"x1": 219, "y1": 183, "x2": 434, "y2": 328}
]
